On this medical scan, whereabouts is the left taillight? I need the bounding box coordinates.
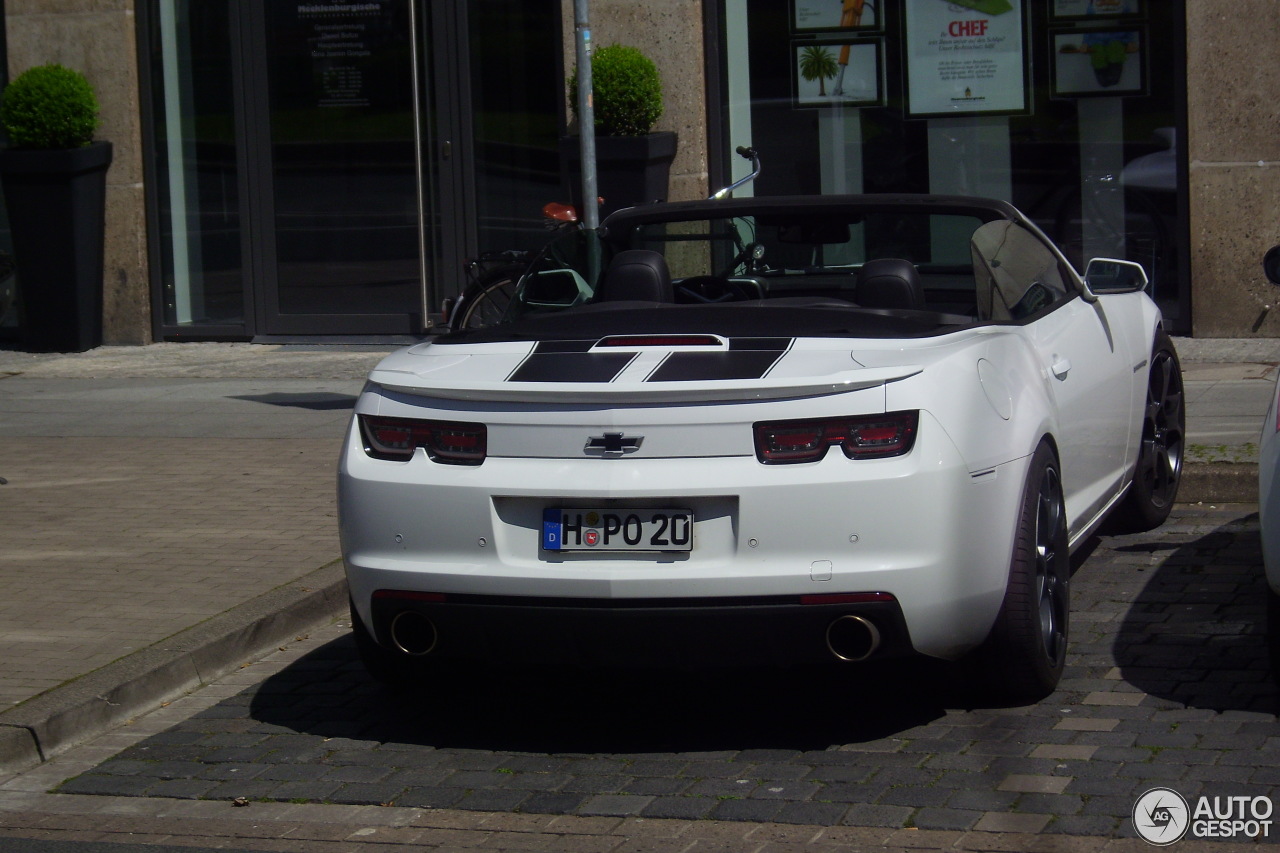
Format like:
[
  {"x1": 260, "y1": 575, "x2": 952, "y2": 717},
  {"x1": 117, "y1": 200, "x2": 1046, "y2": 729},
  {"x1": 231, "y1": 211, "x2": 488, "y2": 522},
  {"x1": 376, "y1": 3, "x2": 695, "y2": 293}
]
[
  {"x1": 358, "y1": 415, "x2": 487, "y2": 465},
  {"x1": 754, "y1": 411, "x2": 918, "y2": 464}
]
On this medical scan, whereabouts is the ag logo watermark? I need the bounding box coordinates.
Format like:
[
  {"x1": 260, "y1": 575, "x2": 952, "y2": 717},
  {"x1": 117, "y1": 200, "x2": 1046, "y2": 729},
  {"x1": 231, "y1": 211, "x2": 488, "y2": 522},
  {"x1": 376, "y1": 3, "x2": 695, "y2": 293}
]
[
  {"x1": 1133, "y1": 787, "x2": 1274, "y2": 845},
  {"x1": 1133, "y1": 788, "x2": 1189, "y2": 845}
]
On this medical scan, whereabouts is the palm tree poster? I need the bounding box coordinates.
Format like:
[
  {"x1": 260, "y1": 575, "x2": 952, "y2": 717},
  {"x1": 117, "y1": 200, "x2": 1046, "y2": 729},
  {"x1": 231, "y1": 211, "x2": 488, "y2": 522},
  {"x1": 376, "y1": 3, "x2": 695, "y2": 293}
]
[
  {"x1": 795, "y1": 40, "x2": 882, "y2": 107},
  {"x1": 793, "y1": 0, "x2": 879, "y2": 33}
]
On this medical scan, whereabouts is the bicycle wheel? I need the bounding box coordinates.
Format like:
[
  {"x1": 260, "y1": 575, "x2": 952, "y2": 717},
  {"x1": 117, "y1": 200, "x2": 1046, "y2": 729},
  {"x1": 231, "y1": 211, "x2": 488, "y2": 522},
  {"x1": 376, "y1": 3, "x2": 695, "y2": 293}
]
[{"x1": 453, "y1": 263, "x2": 524, "y2": 329}]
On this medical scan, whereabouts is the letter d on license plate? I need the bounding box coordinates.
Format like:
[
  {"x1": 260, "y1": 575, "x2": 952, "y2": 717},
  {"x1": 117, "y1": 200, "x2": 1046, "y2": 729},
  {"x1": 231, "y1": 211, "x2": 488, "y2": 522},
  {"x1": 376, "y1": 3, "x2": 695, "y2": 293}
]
[{"x1": 542, "y1": 508, "x2": 693, "y2": 552}]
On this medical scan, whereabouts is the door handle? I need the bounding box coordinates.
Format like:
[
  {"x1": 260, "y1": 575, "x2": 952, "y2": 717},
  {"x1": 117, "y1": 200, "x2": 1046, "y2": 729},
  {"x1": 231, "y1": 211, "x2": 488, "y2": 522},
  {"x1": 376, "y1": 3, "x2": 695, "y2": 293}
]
[
  {"x1": 1051, "y1": 357, "x2": 1071, "y2": 380},
  {"x1": 441, "y1": 140, "x2": 452, "y2": 160}
]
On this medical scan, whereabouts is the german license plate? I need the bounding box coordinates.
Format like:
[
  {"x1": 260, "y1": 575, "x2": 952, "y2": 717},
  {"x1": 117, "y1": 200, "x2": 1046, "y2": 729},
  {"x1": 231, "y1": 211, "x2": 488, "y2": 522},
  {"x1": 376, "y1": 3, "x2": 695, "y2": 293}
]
[{"x1": 542, "y1": 508, "x2": 694, "y2": 552}]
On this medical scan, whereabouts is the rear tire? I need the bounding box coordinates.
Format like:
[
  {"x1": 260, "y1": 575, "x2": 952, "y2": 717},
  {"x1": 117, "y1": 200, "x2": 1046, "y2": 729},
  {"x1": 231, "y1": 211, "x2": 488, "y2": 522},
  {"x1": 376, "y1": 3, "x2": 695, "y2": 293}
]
[
  {"x1": 1109, "y1": 331, "x2": 1184, "y2": 533},
  {"x1": 973, "y1": 441, "x2": 1070, "y2": 704}
]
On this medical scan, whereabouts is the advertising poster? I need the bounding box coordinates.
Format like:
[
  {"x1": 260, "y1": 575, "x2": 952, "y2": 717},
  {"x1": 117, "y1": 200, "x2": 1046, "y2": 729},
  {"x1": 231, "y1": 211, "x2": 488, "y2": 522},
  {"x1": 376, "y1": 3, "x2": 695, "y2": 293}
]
[
  {"x1": 1052, "y1": 27, "x2": 1146, "y2": 96},
  {"x1": 904, "y1": 0, "x2": 1028, "y2": 117},
  {"x1": 794, "y1": 40, "x2": 883, "y2": 107},
  {"x1": 793, "y1": 0, "x2": 879, "y2": 32},
  {"x1": 1051, "y1": 0, "x2": 1142, "y2": 20}
]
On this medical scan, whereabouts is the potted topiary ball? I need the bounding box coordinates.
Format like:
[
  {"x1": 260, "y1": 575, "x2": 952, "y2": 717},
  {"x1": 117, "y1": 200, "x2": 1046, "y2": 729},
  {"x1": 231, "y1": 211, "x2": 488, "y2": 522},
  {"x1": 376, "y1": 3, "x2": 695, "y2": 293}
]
[
  {"x1": 0, "y1": 64, "x2": 113, "y2": 352},
  {"x1": 562, "y1": 44, "x2": 676, "y2": 217}
]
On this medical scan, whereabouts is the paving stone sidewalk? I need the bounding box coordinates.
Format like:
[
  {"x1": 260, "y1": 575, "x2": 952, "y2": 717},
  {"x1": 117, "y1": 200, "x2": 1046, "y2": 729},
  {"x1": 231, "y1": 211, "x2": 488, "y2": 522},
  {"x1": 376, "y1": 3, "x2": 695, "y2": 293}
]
[{"x1": 50, "y1": 503, "x2": 1280, "y2": 843}]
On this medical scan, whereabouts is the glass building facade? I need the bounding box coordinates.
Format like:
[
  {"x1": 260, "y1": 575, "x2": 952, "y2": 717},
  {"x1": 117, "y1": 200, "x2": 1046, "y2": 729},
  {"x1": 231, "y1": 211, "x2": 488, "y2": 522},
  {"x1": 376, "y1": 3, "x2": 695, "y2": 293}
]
[
  {"x1": 143, "y1": 0, "x2": 562, "y2": 338},
  {"x1": 140, "y1": 0, "x2": 1188, "y2": 339},
  {"x1": 715, "y1": 0, "x2": 1186, "y2": 327}
]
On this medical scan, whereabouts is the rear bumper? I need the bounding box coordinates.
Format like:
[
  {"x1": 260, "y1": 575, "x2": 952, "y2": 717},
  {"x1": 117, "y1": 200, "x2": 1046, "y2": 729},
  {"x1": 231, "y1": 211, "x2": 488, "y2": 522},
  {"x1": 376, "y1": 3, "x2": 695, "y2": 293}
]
[
  {"x1": 367, "y1": 591, "x2": 914, "y2": 669},
  {"x1": 341, "y1": 410, "x2": 1032, "y2": 661}
]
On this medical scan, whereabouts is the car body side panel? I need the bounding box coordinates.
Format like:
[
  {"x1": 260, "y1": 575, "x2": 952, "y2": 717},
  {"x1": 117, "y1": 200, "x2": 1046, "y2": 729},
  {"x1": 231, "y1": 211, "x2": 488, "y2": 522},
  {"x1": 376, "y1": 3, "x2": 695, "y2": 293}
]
[
  {"x1": 875, "y1": 330, "x2": 1054, "y2": 477},
  {"x1": 1027, "y1": 296, "x2": 1136, "y2": 536},
  {"x1": 1260, "y1": 375, "x2": 1280, "y2": 594}
]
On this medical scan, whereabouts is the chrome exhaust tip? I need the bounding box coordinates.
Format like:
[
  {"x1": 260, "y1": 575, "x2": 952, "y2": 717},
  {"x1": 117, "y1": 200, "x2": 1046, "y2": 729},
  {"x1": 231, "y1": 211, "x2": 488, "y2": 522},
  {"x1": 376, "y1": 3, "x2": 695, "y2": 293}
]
[
  {"x1": 389, "y1": 611, "x2": 438, "y2": 656},
  {"x1": 826, "y1": 615, "x2": 881, "y2": 662}
]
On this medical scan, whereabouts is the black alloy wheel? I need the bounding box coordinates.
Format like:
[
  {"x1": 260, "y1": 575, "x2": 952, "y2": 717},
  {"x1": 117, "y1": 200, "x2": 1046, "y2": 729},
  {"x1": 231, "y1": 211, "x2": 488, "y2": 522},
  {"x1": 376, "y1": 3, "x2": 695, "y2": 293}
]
[
  {"x1": 1110, "y1": 331, "x2": 1184, "y2": 532},
  {"x1": 973, "y1": 441, "x2": 1070, "y2": 704}
]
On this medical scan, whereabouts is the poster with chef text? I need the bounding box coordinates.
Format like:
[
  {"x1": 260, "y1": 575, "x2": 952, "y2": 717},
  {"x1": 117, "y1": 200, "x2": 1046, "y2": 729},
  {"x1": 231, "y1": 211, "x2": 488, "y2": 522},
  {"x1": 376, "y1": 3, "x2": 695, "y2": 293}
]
[{"x1": 904, "y1": 0, "x2": 1029, "y2": 117}]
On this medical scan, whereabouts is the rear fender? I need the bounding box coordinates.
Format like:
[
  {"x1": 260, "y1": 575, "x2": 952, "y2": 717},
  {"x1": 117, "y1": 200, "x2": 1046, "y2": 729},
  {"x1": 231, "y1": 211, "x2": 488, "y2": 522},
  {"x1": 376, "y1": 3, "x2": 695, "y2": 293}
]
[{"x1": 885, "y1": 333, "x2": 1055, "y2": 477}]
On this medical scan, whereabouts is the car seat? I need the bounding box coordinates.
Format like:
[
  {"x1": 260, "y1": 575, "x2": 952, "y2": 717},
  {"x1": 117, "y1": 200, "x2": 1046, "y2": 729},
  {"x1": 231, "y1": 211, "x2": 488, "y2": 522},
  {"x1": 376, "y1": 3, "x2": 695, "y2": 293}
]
[
  {"x1": 855, "y1": 258, "x2": 926, "y2": 310},
  {"x1": 598, "y1": 250, "x2": 674, "y2": 303}
]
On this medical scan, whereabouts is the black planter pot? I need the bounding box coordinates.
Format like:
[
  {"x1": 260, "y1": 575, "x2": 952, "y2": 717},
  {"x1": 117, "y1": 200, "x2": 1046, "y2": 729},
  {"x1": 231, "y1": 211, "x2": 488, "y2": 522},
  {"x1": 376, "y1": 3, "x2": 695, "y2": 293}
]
[
  {"x1": 560, "y1": 131, "x2": 677, "y2": 218},
  {"x1": 0, "y1": 141, "x2": 112, "y2": 352}
]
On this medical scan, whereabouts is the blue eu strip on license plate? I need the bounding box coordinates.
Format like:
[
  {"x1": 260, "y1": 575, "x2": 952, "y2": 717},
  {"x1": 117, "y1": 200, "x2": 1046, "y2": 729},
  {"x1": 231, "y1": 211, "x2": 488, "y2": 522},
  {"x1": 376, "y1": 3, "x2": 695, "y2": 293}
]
[{"x1": 542, "y1": 507, "x2": 694, "y2": 552}]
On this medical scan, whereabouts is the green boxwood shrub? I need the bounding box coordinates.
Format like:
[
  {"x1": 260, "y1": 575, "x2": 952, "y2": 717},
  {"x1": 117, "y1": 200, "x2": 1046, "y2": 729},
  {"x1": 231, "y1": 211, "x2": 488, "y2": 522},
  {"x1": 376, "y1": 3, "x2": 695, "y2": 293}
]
[
  {"x1": 569, "y1": 44, "x2": 663, "y2": 137},
  {"x1": 0, "y1": 64, "x2": 100, "y2": 149}
]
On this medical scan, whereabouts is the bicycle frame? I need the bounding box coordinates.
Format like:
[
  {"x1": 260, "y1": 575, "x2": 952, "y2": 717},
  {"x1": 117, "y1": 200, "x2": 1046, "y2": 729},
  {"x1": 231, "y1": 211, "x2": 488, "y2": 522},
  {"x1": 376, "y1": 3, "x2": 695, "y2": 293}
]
[{"x1": 450, "y1": 146, "x2": 763, "y2": 329}]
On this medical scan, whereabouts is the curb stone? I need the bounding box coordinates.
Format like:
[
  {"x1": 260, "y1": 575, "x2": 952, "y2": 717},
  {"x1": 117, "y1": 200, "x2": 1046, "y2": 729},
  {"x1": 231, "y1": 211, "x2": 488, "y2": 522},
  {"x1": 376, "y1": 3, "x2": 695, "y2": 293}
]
[
  {"x1": 0, "y1": 562, "x2": 347, "y2": 775},
  {"x1": 1179, "y1": 462, "x2": 1259, "y2": 504}
]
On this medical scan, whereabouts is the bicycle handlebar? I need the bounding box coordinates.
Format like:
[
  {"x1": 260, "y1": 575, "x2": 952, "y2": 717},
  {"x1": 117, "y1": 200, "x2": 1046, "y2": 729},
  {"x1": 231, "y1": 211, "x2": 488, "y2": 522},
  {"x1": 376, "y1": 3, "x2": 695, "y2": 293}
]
[{"x1": 709, "y1": 146, "x2": 762, "y2": 200}]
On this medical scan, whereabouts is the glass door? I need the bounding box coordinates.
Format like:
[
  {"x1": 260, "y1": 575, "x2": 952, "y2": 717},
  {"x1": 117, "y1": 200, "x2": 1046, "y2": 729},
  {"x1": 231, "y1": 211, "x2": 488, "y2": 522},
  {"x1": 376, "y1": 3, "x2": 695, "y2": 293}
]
[
  {"x1": 149, "y1": 0, "x2": 565, "y2": 339},
  {"x1": 464, "y1": 0, "x2": 565, "y2": 258},
  {"x1": 250, "y1": 0, "x2": 563, "y2": 336},
  {"x1": 252, "y1": 1, "x2": 423, "y2": 335},
  {"x1": 423, "y1": 0, "x2": 565, "y2": 320}
]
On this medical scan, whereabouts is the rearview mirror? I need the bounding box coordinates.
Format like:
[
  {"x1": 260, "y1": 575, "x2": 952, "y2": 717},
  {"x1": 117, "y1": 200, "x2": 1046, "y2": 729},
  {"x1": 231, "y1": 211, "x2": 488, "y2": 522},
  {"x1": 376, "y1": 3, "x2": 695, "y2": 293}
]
[
  {"x1": 1264, "y1": 245, "x2": 1280, "y2": 286},
  {"x1": 1083, "y1": 258, "x2": 1149, "y2": 294}
]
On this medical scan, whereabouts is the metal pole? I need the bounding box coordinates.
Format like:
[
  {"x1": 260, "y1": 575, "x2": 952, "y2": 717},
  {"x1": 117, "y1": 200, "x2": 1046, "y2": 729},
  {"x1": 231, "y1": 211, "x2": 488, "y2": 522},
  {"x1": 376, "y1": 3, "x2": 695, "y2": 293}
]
[{"x1": 573, "y1": 0, "x2": 599, "y2": 229}]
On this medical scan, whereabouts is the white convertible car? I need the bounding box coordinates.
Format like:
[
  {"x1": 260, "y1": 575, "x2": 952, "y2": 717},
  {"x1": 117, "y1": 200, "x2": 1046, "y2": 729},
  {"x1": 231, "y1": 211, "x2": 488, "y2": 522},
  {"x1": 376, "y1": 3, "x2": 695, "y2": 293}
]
[
  {"x1": 339, "y1": 195, "x2": 1184, "y2": 702},
  {"x1": 1259, "y1": 245, "x2": 1280, "y2": 683}
]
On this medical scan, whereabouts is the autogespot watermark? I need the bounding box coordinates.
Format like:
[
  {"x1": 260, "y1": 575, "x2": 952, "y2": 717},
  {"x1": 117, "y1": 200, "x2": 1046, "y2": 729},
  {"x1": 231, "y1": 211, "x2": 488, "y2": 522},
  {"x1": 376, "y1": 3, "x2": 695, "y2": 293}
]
[{"x1": 1133, "y1": 787, "x2": 1274, "y2": 845}]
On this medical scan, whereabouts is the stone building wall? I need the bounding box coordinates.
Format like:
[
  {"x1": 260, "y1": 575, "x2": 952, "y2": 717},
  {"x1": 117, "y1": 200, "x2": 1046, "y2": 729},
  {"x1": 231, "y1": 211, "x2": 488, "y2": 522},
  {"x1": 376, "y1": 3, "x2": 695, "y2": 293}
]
[
  {"x1": 6, "y1": 0, "x2": 150, "y2": 344},
  {"x1": 561, "y1": 0, "x2": 709, "y2": 204},
  {"x1": 1185, "y1": 1, "x2": 1280, "y2": 337}
]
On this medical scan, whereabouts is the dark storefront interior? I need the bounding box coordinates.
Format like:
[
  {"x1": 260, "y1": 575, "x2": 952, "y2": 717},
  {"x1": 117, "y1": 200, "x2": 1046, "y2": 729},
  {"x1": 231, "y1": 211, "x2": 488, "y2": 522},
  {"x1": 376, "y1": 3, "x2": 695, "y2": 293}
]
[{"x1": 144, "y1": 0, "x2": 561, "y2": 339}]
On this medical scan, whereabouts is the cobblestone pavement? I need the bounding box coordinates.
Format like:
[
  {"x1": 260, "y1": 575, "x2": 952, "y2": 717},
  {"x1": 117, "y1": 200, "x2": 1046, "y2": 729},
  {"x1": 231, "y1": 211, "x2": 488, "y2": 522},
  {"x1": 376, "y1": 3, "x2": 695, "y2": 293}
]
[
  {"x1": 0, "y1": 436, "x2": 342, "y2": 708},
  {"x1": 15, "y1": 503, "x2": 1274, "y2": 848}
]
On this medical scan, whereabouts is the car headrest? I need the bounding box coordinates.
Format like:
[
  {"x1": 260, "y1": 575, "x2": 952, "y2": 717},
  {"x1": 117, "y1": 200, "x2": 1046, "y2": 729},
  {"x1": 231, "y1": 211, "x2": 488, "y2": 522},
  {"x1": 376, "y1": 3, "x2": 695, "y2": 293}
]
[
  {"x1": 598, "y1": 250, "x2": 673, "y2": 303},
  {"x1": 855, "y1": 258, "x2": 926, "y2": 311}
]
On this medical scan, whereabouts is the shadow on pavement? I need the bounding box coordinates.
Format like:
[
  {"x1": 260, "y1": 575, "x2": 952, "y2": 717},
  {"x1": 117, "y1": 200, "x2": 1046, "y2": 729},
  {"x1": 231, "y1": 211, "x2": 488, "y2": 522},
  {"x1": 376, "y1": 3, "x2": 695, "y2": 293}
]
[
  {"x1": 231, "y1": 392, "x2": 356, "y2": 411},
  {"x1": 248, "y1": 637, "x2": 960, "y2": 754},
  {"x1": 1113, "y1": 512, "x2": 1279, "y2": 712}
]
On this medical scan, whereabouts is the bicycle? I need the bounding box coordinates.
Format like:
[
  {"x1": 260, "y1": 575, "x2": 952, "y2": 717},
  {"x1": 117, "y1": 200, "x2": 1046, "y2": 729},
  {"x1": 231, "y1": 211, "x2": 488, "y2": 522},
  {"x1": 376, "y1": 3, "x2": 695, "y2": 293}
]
[
  {"x1": 445, "y1": 202, "x2": 581, "y2": 331},
  {"x1": 447, "y1": 147, "x2": 762, "y2": 330}
]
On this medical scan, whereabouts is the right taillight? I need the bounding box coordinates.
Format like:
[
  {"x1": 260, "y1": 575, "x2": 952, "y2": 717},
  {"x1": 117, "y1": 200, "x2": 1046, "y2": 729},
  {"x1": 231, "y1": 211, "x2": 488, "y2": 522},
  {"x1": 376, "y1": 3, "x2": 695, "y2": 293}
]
[
  {"x1": 358, "y1": 415, "x2": 487, "y2": 465},
  {"x1": 754, "y1": 411, "x2": 918, "y2": 464}
]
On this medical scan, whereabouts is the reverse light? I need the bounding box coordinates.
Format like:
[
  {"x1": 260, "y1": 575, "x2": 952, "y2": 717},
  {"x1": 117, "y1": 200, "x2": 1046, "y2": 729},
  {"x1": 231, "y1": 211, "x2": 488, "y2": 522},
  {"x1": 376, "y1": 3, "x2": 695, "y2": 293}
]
[
  {"x1": 754, "y1": 411, "x2": 918, "y2": 464},
  {"x1": 359, "y1": 415, "x2": 487, "y2": 465}
]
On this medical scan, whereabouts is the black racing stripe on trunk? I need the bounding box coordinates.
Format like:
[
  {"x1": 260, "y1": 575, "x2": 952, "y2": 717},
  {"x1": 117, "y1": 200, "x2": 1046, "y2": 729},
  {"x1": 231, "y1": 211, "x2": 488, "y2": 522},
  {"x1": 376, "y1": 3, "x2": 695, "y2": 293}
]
[
  {"x1": 532, "y1": 340, "x2": 596, "y2": 353},
  {"x1": 508, "y1": 352, "x2": 636, "y2": 382},
  {"x1": 647, "y1": 350, "x2": 787, "y2": 382},
  {"x1": 728, "y1": 337, "x2": 792, "y2": 352}
]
